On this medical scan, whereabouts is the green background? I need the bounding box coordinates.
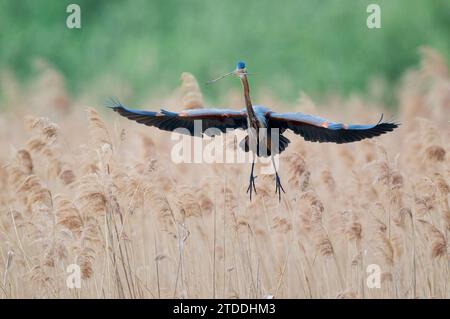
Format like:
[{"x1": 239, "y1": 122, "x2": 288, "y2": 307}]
[{"x1": 0, "y1": 0, "x2": 449, "y2": 105}]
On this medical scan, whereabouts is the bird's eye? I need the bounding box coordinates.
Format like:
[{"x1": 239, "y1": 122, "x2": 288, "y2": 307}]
[{"x1": 237, "y1": 61, "x2": 246, "y2": 70}]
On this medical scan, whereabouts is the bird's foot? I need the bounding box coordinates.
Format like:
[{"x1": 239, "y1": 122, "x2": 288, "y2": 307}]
[
  {"x1": 246, "y1": 174, "x2": 257, "y2": 201},
  {"x1": 274, "y1": 173, "x2": 285, "y2": 202}
]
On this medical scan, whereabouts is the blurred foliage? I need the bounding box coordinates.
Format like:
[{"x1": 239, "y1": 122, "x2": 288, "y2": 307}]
[{"x1": 0, "y1": 0, "x2": 449, "y2": 104}]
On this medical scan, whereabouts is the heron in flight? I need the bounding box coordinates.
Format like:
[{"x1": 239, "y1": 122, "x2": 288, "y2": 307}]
[{"x1": 107, "y1": 61, "x2": 398, "y2": 201}]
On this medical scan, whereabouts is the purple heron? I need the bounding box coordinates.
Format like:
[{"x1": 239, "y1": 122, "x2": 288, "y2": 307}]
[{"x1": 108, "y1": 61, "x2": 398, "y2": 201}]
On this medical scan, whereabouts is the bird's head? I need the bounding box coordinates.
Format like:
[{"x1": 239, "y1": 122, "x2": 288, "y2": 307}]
[
  {"x1": 207, "y1": 61, "x2": 251, "y2": 84},
  {"x1": 234, "y1": 61, "x2": 248, "y2": 78},
  {"x1": 236, "y1": 61, "x2": 246, "y2": 71}
]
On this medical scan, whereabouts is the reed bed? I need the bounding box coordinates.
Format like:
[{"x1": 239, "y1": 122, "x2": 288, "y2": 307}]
[{"x1": 0, "y1": 48, "x2": 448, "y2": 298}]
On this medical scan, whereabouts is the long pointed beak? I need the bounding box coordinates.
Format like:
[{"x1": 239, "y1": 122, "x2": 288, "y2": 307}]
[{"x1": 206, "y1": 70, "x2": 235, "y2": 85}]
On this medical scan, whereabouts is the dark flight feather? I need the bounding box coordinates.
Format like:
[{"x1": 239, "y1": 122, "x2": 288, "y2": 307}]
[
  {"x1": 268, "y1": 112, "x2": 399, "y2": 144},
  {"x1": 107, "y1": 99, "x2": 248, "y2": 137}
]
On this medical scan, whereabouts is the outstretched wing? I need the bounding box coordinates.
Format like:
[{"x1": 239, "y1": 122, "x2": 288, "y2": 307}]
[
  {"x1": 268, "y1": 112, "x2": 399, "y2": 144},
  {"x1": 107, "y1": 99, "x2": 248, "y2": 136}
]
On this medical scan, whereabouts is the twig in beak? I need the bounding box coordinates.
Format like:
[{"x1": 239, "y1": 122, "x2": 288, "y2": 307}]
[{"x1": 206, "y1": 71, "x2": 235, "y2": 85}]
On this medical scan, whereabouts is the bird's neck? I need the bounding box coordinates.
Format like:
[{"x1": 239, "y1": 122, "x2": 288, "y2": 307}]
[{"x1": 240, "y1": 76, "x2": 258, "y2": 126}]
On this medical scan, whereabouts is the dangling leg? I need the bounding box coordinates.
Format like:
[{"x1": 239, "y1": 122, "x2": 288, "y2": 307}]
[
  {"x1": 271, "y1": 155, "x2": 285, "y2": 202},
  {"x1": 246, "y1": 156, "x2": 257, "y2": 201}
]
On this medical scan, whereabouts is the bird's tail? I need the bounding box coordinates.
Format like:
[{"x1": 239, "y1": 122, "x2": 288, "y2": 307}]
[{"x1": 239, "y1": 134, "x2": 290, "y2": 157}]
